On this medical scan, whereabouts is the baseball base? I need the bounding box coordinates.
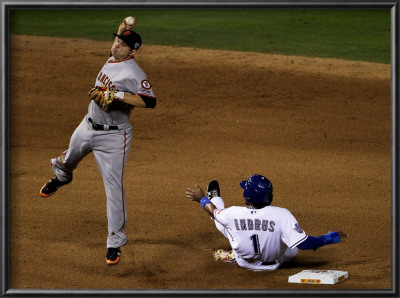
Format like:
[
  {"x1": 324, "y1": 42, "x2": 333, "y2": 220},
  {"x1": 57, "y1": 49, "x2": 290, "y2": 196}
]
[{"x1": 288, "y1": 270, "x2": 348, "y2": 284}]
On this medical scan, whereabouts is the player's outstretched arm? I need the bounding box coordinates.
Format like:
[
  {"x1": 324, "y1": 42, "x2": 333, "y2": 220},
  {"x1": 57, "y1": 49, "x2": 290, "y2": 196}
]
[
  {"x1": 298, "y1": 231, "x2": 347, "y2": 250},
  {"x1": 186, "y1": 184, "x2": 217, "y2": 218}
]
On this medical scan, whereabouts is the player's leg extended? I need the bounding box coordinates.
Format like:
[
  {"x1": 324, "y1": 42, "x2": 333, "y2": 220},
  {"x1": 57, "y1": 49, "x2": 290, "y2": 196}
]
[
  {"x1": 40, "y1": 116, "x2": 92, "y2": 197},
  {"x1": 92, "y1": 127, "x2": 132, "y2": 249},
  {"x1": 52, "y1": 116, "x2": 93, "y2": 179}
]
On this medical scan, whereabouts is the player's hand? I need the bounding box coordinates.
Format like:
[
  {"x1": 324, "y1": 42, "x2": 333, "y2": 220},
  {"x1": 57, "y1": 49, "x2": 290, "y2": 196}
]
[
  {"x1": 118, "y1": 20, "x2": 136, "y2": 34},
  {"x1": 337, "y1": 231, "x2": 347, "y2": 242},
  {"x1": 186, "y1": 184, "x2": 206, "y2": 202},
  {"x1": 327, "y1": 231, "x2": 347, "y2": 244}
]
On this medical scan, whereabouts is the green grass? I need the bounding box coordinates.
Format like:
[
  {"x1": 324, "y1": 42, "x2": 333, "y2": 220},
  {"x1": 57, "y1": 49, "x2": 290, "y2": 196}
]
[{"x1": 10, "y1": 9, "x2": 391, "y2": 63}]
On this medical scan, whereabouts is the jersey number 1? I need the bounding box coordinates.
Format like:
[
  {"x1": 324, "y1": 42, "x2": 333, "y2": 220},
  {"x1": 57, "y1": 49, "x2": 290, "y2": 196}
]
[{"x1": 250, "y1": 234, "x2": 261, "y2": 254}]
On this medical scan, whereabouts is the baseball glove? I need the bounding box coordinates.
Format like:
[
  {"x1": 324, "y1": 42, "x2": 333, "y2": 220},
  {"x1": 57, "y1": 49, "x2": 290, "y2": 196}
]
[
  {"x1": 88, "y1": 86, "x2": 115, "y2": 112},
  {"x1": 213, "y1": 249, "x2": 236, "y2": 262}
]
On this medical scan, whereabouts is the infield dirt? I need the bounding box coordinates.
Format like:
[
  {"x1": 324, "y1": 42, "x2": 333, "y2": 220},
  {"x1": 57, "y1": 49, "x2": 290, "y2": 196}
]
[{"x1": 9, "y1": 35, "x2": 391, "y2": 290}]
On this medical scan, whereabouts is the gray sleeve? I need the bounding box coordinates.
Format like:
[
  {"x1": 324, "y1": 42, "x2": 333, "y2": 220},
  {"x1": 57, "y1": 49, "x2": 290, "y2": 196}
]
[{"x1": 137, "y1": 79, "x2": 156, "y2": 98}]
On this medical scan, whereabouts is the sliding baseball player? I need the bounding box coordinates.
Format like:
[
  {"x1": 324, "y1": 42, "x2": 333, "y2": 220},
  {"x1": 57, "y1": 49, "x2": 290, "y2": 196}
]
[{"x1": 186, "y1": 175, "x2": 347, "y2": 271}]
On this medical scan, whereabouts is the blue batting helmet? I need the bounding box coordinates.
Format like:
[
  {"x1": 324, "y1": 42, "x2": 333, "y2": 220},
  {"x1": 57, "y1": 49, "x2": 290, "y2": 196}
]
[{"x1": 240, "y1": 174, "x2": 273, "y2": 207}]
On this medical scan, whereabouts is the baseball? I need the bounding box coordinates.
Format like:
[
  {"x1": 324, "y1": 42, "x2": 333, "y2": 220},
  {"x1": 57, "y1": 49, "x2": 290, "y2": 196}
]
[{"x1": 125, "y1": 16, "x2": 136, "y2": 27}]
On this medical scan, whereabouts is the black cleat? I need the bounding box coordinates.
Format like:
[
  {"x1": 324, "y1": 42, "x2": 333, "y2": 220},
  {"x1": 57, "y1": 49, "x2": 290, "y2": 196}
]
[
  {"x1": 106, "y1": 247, "x2": 121, "y2": 265},
  {"x1": 207, "y1": 180, "x2": 220, "y2": 199},
  {"x1": 39, "y1": 176, "x2": 72, "y2": 198}
]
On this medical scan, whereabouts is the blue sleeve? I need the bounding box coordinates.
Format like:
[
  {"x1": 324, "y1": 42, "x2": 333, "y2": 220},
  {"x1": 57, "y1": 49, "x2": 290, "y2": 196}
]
[{"x1": 298, "y1": 232, "x2": 340, "y2": 250}]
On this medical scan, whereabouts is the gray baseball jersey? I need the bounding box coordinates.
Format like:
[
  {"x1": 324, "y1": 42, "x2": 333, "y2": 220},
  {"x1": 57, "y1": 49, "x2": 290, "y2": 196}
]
[
  {"x1": 90, "y1": 56, "x2": 155, "y2": 124},
  {"x1": 50, "y1": 55, "x2": 155, "y2": 248}
]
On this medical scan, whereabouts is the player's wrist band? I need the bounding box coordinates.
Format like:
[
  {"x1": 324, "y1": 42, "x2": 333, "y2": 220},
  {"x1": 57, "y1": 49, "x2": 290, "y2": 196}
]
[
  {"x1": 114, "y1": 91, "x2": 125, "y2": 101},
  {"x1": 200, "y1": 197, "x2": 211, "y2": 209}
]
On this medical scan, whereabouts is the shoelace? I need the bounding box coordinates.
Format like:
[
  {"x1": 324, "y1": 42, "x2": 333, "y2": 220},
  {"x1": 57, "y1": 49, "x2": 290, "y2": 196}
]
[{"x1": 208, "y1": 189, "x2": 219, "y2": 198}]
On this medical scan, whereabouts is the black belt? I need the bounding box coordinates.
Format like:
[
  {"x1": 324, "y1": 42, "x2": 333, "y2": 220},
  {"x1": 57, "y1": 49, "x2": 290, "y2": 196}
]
[{"x1": 88, "y1": 117, "x2": 119, "y2": 131}]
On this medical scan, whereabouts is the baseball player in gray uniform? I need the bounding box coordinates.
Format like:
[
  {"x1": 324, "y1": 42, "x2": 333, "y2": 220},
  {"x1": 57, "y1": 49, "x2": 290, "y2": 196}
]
[
  {"x1": 40, "y1": 19, "x2": 156, "y2": 265},
  {"x1": 186, "y1": 175, "x2": 347, "y2": 271}
]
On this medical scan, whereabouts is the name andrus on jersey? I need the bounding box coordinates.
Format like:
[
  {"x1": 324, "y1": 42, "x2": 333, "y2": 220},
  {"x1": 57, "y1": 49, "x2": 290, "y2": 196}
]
[{"x1": 234, "y1": 218, "x2": 275, "y2": 232}]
